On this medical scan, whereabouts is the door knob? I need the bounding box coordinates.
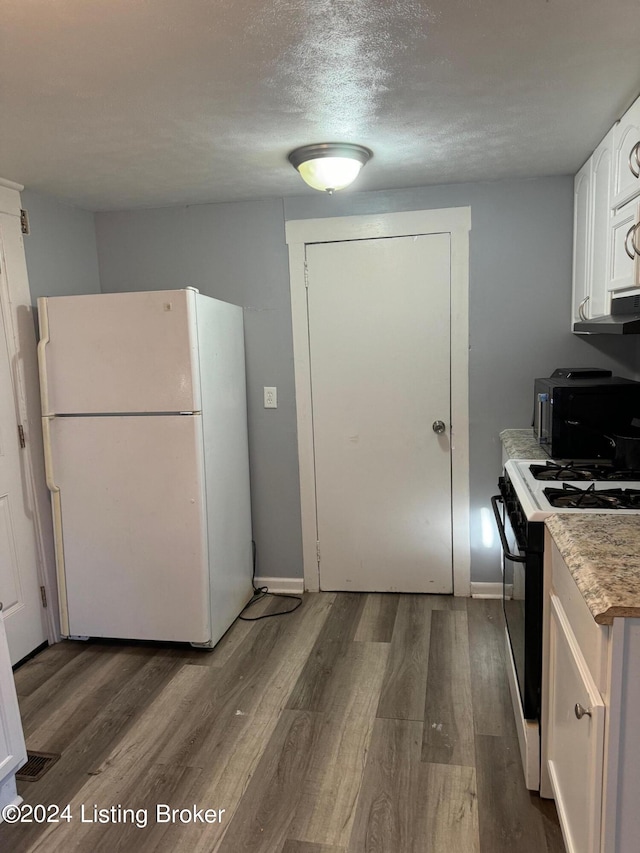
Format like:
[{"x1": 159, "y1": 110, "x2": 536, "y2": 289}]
[
  {"x1": 574, "y1": 703, "x2": 592, "y2": 720},
  {"x1": 432, "y1": 420, "x2": 446, "y2": 434}
]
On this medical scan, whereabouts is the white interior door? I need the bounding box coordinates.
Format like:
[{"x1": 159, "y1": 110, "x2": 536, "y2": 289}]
[
  {"x1": 306, "y1": 233, "x2": 452, "y2": 593},
  {"x1": 0, "y1": 269, "x2": 46, "y2": 664}
]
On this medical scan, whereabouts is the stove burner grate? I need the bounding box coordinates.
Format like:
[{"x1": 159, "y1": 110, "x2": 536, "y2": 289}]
[
  {"x1": 530, "y1": 462, "x2": 640, "y2": 482},
  {"x1": 543, "y1": 483, "x2": 640, "y2": 510}
]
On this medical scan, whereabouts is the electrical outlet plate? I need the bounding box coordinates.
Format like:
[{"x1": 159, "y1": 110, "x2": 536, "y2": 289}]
[{"x1": 264, "y1": 386, "x2": 277, "y2": 408}]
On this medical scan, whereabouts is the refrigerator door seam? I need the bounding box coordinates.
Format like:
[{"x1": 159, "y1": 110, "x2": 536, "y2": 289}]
[{"x1": 51, "y1": 411, "x2": 202, "y2": 418}]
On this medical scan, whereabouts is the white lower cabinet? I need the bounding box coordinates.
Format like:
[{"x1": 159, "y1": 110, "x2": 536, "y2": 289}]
[
  {"x1": 547, "y1": 594, "x2": 605, "y2": 853},
  {"x1": 542, "y1": 536, "x2": 640, "y2": 853},
  {"x1": 0, "y1": 613, "x2": 27, "y2": 816}
]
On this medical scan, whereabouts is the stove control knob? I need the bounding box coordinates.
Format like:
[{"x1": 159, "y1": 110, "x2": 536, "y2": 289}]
[{"x1": 432, "y1": 420, "x2": 446, "y2": 435}]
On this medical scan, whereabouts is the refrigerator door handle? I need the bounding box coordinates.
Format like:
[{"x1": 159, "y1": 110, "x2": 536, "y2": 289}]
[
  {"x1": 42, "y1": 415, "x2": 70, "y2": 636},
  {"x1": 36, "y1": 297, "x2": 52, "y2": 416}
]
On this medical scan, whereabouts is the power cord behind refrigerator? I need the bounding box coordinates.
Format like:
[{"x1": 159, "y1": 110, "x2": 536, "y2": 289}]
[{"x1": 238, "y1": 541, "x2": 303, "y2": 621}]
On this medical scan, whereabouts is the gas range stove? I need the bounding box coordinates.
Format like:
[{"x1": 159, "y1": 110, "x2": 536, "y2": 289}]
[
  {"x1": 505, "y1": 459, "x2": 640, "y2": 521},
  {"x1": 494, "y1": 455, "x2": 640, "y2": 790}
]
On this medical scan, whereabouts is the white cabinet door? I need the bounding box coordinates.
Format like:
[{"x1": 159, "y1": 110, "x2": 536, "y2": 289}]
[
  {"x1": 547, "y1": 594, "x2": 605, "y2": 853},
  {"x1": 571, "y1": 160, "x2": 592, "y2": 327},
  {"x1": 608, "y1": 199, "x2": 640, "y2": 295},
  {"x1": 589, "y1": 131, "x2": 614, "y2": 318},
  {"x1": 0, "y1": 612, "x2": 27, "y2": 791},
  {"x1": 612, "y1": 96, "x2": 640, "y2": 210}
]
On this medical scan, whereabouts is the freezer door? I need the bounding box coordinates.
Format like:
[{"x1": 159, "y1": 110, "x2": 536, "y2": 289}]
[
  {"x1": 39, "y1": 290, "x2": 201, "y2": 414},
  {"x1": 48, "y1": 415, "x2": 211, "y2": 642}
]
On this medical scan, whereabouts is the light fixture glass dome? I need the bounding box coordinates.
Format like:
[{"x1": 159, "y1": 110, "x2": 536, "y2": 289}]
[{"x1": 288, "y1": 143, "x2": 372, "y2": 193}]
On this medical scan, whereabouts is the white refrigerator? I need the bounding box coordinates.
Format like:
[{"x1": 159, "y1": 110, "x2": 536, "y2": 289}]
[{"x1": 37, "y1": 288, "x2": 254, "y2": 647}]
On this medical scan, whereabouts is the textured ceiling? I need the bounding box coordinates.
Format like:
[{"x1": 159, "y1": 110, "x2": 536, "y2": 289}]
[{"x1": 1, "y1": 0, "x2": 640, "y2": 211}]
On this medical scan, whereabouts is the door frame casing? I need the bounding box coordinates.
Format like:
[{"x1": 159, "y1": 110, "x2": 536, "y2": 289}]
[{"x1": 286, "y1": 207, "x2": 471, "y2": 596}]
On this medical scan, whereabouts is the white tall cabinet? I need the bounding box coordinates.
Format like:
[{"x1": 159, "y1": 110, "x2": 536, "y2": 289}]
[
  {"x1": 0, "y1": 176, "x2": 44, "y2": 813},
  {"x1": 0, "y1": 611, "x2": 26, "y2": 814}
]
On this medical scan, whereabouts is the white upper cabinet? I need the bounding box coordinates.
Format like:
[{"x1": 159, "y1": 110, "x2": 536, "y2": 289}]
[
  {"x1": 571, "y1": 129, "x2": 614, "y2": 328},
  {"x1": 572, "y1": 95, "x2": 640, "y2": 330},
  {"x1": 571, "y1": 160, "x2": 592, "y2": 326},
  {"x1": 611, "y1": 96, "x2": 640, "y2": 210},
  {"x1": 590, "y1": 133, "x2": 614, "y2": 316},
  {"x1": 607, "y1": 198, "x2": 640, "y2": 295}
]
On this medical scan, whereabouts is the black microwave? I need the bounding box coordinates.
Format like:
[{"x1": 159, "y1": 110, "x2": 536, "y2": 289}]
[{"x1": 533, "y1": 374, "x2": 640, "y2": 459}]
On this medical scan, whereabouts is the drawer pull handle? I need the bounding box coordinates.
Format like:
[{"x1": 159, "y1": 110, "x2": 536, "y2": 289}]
[{"x1": 574, "y1": 702, "x2": 592, "y2": 720}]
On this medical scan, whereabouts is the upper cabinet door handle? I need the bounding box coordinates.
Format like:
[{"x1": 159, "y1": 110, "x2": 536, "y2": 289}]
[
  {"x1": 624, "y1": 223, "x2": 638, "y2": 260},
  {"x1": 629, "y1": 140, "x2": 640, "y2": 179},
  {"x1": 578, "y1": 295, "x2": 589, "y2": 321}
]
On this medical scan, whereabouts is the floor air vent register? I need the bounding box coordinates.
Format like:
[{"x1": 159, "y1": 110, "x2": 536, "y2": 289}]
[{"x1": 16, "y1": 751, "x2": 61, "y2": 782}]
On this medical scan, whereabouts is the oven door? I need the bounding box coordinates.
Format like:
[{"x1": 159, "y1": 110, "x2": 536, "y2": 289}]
[{"x1": 491, "y1": 493, "x2": 542, "y2": 721}]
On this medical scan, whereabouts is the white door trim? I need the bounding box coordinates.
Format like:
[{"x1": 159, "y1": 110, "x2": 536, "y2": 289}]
[{"x1": 286, "y1": 207, "x2": 471, "y2": 596}]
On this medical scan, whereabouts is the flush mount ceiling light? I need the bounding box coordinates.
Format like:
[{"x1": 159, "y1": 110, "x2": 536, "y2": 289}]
[{"x1": 288, "y1": 143, "x2": 373, "y2": 193}]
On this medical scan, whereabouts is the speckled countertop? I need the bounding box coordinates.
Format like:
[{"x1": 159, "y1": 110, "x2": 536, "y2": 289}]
[
  {"x1": 546, "y1": 515, "x2": 640, "y2": 624},
  {"x1": 499, "y1": 428, "x2": 548, "y2": 461}
]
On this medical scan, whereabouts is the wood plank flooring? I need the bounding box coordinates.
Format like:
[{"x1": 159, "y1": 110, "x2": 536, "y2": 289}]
[{"x1": 1, "y1": 594, "x2": 564, "y2": 853}]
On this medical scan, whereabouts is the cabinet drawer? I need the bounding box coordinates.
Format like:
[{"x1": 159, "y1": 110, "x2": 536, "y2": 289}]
[
  {"x1": 547, "y1": 594, "x2": 605, "y2": 853},
  {"x1": 550, "y1": 540, "x2": 608, "y2": 693}
]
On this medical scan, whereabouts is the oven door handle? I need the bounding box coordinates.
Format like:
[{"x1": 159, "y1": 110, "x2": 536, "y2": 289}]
[{"x1": 490, "y1": 494, "x2": 527, "y2": 563}]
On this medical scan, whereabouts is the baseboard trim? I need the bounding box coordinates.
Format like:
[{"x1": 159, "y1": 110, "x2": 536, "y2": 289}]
[
  {"x1": 470, "y1": 581, "x2": 509, "y2": 599},
  {"x1": 254, "y1": 576, "x2": 305, "y2": 595}
]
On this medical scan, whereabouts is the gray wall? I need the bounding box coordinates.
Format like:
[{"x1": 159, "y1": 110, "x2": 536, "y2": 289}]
[
  {"x1": 95, "y1": 178, "x2": 640, "y2": 584},
  {"x1": 21, "y1": 189, "x2": 101, "y2": 304},
  {"x1": 95, "y1": 199, "x2": 302, "y2": 581},
  {"x1": 285, "y1": 179, "x2": 640, "y2": 582}
]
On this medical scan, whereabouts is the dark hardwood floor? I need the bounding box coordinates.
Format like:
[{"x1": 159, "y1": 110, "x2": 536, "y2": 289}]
[{"x1": 0, "y1": 593, "x2": 565, "y2": 852}]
